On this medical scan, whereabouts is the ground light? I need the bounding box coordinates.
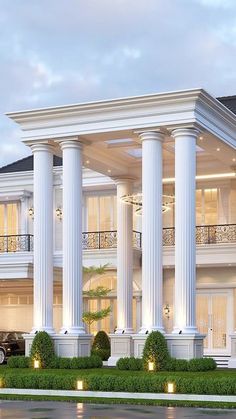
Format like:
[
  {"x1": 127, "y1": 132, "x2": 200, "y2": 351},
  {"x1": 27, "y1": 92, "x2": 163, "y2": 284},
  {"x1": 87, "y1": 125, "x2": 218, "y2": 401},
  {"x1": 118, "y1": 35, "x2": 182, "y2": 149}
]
[
  {"x1": 167, "y1": 382, "x2": 175, "y2": 393},
  {"x1": 34, "y1": 360, "x2": 40, "y2": 369},
  {"x1": 148, "y1": 361, "x2": 154, "y2": 371},
  {"x1": 76, "y1": 380, "x2": 84, "y2": 390}
]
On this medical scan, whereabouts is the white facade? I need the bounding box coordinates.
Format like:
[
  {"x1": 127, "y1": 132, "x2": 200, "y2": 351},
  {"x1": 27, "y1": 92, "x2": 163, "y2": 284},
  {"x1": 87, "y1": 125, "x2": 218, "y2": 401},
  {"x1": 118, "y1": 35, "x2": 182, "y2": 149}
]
[{"x1": 0, "y1": 89, "x2": 236, "y2": 365}]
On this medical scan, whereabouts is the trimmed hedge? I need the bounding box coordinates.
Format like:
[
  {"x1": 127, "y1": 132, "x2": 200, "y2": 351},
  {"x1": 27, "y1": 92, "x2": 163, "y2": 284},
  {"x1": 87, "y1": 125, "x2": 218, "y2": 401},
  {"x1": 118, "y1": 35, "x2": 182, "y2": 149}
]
[
  {"x1": 7, "y1": 356, "x2": 30, "y2": 369},
  {"x1": 117, "y1": 357, "x2": 143, "y2": 371},
  {"x1": 2, "y1": 372, "x2": 236, "y2": 395},
  {"x1": 7, "y1": 355, "x2": 102, "y2": 370},
  {"x1": 30, "y1": 331, "x2": 55, "y2": 368},
  {"x1": 116, "y1": 357, "x2": 216, "y2": 372},
  {"x1": 91, "y1": 331, "x2": 111, "y2": 361},
  {"x1": 142, "y1": 331, "x2": 170, "y2": 371}
]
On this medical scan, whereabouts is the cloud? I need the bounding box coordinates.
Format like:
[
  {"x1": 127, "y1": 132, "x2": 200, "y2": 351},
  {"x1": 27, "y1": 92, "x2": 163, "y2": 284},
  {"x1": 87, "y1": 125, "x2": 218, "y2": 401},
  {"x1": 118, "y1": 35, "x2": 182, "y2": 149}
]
[{"x1": 0, "y1": 0, "x2": 235, "y2": 166}]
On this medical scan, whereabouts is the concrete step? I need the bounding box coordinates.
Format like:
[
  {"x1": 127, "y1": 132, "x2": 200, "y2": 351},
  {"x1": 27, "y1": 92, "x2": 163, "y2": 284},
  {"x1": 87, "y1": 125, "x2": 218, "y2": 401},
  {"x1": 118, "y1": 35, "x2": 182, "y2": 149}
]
[{"x1": 204, "y1": 355, "x2": 230, "y2": 368}]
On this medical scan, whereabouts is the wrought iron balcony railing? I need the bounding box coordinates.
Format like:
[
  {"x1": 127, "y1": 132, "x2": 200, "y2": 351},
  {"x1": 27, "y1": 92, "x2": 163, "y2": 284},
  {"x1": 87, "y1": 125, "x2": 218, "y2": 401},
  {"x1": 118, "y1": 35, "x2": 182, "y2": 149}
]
[
  {"x1": 0, "y1": 234, "x2": 34, "y2": 253},
  {"x1": 163, "y1": 224, "x2": 236, "y2": 246},
  {"x1": 0, "y1": 224, "x2": 235, "y2": 253}
]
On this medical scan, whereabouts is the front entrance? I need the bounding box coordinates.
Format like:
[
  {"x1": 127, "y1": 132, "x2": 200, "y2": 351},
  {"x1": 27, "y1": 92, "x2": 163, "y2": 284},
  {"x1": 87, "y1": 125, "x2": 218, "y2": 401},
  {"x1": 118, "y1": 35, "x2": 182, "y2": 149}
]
[{"x1": 196, "y1": 290, "x2": 233, "y2": 355}]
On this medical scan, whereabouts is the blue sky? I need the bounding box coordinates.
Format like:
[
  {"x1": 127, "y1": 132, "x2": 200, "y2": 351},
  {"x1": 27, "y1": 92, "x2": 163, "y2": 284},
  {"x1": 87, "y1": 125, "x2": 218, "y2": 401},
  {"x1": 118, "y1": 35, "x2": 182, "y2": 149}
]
[{"x1": 0, "y1": 0, "x2": 236, "y2": 166}]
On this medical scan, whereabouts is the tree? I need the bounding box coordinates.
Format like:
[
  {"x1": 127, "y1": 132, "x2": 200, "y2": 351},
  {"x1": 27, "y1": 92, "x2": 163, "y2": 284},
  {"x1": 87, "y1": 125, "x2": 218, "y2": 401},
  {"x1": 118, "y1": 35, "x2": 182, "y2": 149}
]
[{"x1": 82, "y1": 264, "x2": 112, "y2": 332}]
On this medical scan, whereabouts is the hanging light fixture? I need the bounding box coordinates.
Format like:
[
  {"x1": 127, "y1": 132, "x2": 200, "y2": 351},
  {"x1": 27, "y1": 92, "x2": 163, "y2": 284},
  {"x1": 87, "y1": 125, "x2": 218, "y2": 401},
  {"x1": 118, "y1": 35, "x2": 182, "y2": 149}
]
[{"x1": 120, "y1": 193, "x2": 175, "y2": 215}]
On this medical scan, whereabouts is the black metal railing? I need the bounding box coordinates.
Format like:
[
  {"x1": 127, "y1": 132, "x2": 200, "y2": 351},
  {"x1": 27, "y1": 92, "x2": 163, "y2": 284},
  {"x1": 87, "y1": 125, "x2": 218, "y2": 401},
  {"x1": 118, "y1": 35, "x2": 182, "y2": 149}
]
[
  {"x1": 1, "y1": 224, "x2": 235, "y2": 253},
  {"x1": 82, "y1": 230, "x2": 142, "y2": 250},
  {"x1": 0, "y1": 234, "x2": 34, "y2": 253},
  {"x1": 163, "y1": 224, "x2": 236, "y2": 246}
]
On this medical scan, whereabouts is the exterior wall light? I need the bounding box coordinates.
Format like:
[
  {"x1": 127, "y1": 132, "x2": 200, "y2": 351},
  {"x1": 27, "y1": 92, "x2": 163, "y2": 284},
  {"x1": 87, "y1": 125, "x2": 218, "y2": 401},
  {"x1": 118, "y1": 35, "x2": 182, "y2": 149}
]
[
  {"x1": 28, "y1": 207, "x2": 34, "y2": 218},
  {"x1": 34, "y1": 360, "x2": 40, "y2": 369},
  {"x1": 76, "y1": 380, "x2": 84, "y2": 390},
  {"x1": 148, "y1": 361, "x2": 154, "y2": 371},
  {"x1": 56, "y1": 207, "x2": 63, "y2": 220},
  {"x1": 163, "y1": 304, "x2": 170, "y2": 319},
  {"x1": 167, "y1": 382, "x2": 175, "y2": 393}
]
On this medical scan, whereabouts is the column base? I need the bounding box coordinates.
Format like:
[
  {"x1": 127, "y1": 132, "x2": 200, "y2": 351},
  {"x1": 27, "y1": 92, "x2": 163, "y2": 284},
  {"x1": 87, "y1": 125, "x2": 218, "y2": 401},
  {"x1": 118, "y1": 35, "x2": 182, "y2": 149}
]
[
  {"x1": 132, "y1": 334, "x2": 148, "y2": 358},
  {"x1": 228, "y1": 334, "x2": 236, "y2": 368},
  {"x1": 108, "y1": 334, "x2": 134, "y2": 366},
  {"x1": 165, "y1": 334, "x2": 205, "y2": 360},
  {"x1": 23, "y1": 333, "x2": 92, "y2": 358}
]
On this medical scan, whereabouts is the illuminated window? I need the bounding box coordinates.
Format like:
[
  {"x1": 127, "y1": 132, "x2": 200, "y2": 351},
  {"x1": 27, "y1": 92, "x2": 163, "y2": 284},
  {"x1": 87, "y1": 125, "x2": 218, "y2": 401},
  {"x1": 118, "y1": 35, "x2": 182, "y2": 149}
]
[
  {"x1": 196, "y1": 189, "x2": 218, "y2": 225},
  {"x1": 0, "y1": 203, "x2": 19, "y2": 235},
  {"x1": 86, "y1": 195, "x2": 117, "y2": 231}
]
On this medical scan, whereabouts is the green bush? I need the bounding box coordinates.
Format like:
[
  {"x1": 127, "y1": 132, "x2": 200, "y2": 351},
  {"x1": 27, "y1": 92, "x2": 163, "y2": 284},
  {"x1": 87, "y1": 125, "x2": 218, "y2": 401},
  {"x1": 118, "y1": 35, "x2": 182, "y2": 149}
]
[
  {"x1": 167, "y1": 358, "x2": 189, "y2": 371},
  {"x1": 188, "y1": 358, "x2": 216, "y2": 372},
  {"x1": 91, "y1": 331, "x2": 111, "y2": 361},
  {"x1": 117, "y1": 357, "x2": 143, "y2": 371},
  {"x1": 142, "y1": 331, "x2": 170, "y2": 371},
  {"x1": 30, "y1": 331, "x2": 55, "y2": 369},
  {"x1": 7, "y1": 356, "x2": 30, "y2": 368}
]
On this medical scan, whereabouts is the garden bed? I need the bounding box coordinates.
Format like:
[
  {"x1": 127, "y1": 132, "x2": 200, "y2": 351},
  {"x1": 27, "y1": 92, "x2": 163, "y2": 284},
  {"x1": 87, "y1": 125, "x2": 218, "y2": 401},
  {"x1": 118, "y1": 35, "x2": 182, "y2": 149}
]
[{"x1": 0, "y1": 366, "x2": 236, "y2": 395}]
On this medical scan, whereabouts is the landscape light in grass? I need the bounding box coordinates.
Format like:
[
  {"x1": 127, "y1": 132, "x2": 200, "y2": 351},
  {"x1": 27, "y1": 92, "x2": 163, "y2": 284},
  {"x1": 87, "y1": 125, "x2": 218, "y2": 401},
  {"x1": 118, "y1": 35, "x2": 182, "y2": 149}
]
[
  {"x1": 77, "y1": 380, "x2": 84, "y2": 390},
  {"x1": 34, "y1": 360, "x2": 40, "y2": 369},
  {"x1": 148, "y1": 361, "x2": 154, "y2": 371},
  {"x1": 167, "y1": 382, "x2": 175, "y2": 393}
]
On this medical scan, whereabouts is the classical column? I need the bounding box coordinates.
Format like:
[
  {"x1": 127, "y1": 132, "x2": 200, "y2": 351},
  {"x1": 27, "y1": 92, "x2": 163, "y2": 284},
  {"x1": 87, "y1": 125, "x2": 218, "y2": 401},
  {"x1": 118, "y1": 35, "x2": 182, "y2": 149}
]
[
  {"x1": 172, "y1": 128, "x2": 199, "y2": 334},
  {"x1": 115, "y1": 177, "x2": 134, "y2": 334},
  {"x1": 60, "y1": 140, "x2": 85, "y2": 334},
  {"x1": 31, "y1": 143, "x2": 54, "y2": 333},
  {"x1": 139, "y1": 131, "x2": 165, "y2": 333}
]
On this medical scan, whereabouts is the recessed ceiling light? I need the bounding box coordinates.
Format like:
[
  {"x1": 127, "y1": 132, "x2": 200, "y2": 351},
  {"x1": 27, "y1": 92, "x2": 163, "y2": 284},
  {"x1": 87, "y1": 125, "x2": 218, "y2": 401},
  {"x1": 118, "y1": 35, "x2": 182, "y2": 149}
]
[
  {"x1": 85, "y1": 160, "x2": 90, "y2": 164},
  {"x1": 107, "y1": 169, "x2": 111, "y2": 173},
  {"x1": 199, "y1": 136, "x2": 203, "y2": 140},
  {"x1": 232, "y1": 158, "x2": 236, "y2": 162},
  {"x1": 216, "y1": 148, "x2": 220, "y2": 152}
]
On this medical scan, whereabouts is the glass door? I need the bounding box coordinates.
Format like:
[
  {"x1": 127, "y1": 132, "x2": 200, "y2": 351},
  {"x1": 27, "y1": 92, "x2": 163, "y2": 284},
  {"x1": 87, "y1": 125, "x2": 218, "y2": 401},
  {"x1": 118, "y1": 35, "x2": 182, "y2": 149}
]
[{"x1": 196, "y1": 290, "x2": 232, "y2": 355}]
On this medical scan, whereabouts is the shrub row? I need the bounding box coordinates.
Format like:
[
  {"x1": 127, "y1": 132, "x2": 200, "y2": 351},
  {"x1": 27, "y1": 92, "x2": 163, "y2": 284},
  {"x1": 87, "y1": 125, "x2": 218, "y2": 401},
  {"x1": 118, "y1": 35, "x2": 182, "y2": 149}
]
[
  {"x1": 116, "y1": 357, "x2": 216, "y2": 372},
  {"x1": 2, "y1": 372, "x2": 236, "y2": 395},
  {"x1": 7, "y1": 355, "x2": 102, "y2": 369}
]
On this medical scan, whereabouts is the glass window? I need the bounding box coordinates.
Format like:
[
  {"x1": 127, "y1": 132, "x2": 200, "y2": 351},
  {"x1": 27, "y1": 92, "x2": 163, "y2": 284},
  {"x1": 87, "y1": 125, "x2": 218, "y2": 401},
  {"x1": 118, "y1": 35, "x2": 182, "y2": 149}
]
[
  {"x1": 195, "y1": 189, "x2": 218, "y2": 225},
  {"x1": 0, "y1": 203, "x2": 19, "y2": 235},
  {"x1": 86, "y1": 195, "x2": 117, "y2": 231}
]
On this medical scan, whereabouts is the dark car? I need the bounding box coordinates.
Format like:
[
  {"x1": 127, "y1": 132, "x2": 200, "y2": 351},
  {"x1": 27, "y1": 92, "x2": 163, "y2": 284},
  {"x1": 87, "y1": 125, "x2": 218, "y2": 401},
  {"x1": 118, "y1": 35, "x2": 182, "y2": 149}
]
[{"x1": 0, "y1": 331, "x2": 25, "y2": 364}]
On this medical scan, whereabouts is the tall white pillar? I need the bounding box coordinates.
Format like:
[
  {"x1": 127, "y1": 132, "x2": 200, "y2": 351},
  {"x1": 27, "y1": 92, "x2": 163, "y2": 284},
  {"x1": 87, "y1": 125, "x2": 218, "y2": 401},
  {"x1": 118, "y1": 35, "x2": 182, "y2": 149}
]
[
  {"x1": 31, "y1": 143, "x2": 54, "y2": 333},
  {"x1": 172, "y1": 128, "x2": 199, "y2": 334},
  {"x1": 115, "y1": 178, "x2": 134, "y2": 334},
  {"x1": 139, "y1": 131, "x2": 165, "y2": 333},
  {"x1": 60, "y1": 140, "x2": 85, "y2": 334}
]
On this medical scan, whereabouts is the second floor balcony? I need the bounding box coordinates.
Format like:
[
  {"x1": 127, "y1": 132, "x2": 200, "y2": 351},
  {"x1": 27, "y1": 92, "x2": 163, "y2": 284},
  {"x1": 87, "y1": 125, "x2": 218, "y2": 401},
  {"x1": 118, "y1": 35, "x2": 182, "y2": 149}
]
[{"x1": 0, "y1": 223, "x2": 236, "y2": 253}]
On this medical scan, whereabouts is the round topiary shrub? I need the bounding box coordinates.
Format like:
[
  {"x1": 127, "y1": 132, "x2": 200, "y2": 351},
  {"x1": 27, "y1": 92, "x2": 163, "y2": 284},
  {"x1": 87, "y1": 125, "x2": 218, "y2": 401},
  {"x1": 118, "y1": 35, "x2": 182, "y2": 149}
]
[
  {"x1": 30, "y1": 331, "x2": 55, "y2": 369},
  {"x1": 91, "y1": 331, "x2": 111, "y2": 361},
  {"x1": 142, "y1": 331, "x2": 170, "y2": 371}
]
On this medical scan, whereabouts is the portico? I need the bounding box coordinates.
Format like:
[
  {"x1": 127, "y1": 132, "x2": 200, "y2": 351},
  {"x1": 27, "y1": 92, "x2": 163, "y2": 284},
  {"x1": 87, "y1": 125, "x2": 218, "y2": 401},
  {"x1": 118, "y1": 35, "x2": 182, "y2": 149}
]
[{"x1": 7, "y1": 89, "x2": 236, "y2": 361}]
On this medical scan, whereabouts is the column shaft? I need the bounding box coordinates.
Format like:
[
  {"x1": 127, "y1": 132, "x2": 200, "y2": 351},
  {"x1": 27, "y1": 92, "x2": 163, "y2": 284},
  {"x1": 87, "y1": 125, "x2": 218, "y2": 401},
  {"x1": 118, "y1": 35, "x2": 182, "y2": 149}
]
[
  {"x1": 60, "y1": 140, "x2": 85, "y2": 334},
  {"x1": 173, "y1": 128, "x2": 199, "y2": 334},
  {"x1": 31, "y1": 144, "x2": 54, "y2": 333},
  {"x1": 115, "y1": 179, "x2": 134, "y2": 334},
  {"x1": 140, "y1": 131, "x2": 164, "y2": 333}
]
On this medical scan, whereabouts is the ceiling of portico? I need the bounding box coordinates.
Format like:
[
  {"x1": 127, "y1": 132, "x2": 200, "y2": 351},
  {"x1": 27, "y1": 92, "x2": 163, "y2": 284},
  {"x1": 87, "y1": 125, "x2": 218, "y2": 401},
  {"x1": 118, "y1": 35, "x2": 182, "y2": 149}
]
[{"x1": 52, "y1": 130, "x2": 236, "y2": 183}]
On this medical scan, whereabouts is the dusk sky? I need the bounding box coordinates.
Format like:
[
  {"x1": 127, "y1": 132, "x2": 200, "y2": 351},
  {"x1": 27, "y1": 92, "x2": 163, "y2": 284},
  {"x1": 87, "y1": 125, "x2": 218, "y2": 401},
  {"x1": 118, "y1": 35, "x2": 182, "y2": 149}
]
[{"x1": 0, "y1": 0, "x2": 236, "y2": 166}]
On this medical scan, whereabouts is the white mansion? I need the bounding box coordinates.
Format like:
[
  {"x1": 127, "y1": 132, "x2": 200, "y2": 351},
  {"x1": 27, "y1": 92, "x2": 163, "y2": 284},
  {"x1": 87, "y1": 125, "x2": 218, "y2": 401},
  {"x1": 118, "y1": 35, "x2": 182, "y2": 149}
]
[{"x1": 1, "y1": 89, "x2": 236, "y2": 366}]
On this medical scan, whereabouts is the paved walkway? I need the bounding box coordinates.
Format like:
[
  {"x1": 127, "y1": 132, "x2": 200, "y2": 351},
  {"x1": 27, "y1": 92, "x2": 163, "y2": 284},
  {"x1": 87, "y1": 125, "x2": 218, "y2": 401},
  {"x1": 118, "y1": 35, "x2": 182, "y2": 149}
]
[{"x1": 0, "y1": 400, "x2": 236, "y2": 418}]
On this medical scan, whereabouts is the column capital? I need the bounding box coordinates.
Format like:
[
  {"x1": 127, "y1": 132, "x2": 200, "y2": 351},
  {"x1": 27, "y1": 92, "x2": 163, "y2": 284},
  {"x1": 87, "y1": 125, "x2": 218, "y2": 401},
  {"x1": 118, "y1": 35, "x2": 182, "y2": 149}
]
[
  {"x1": 138, "y1": 130, "x2": 165, "y2": 143},
  {"x1": 112, "y1": 176, "x2": 136, "y2": 186},
  {"x1": 59, "y1": 139, "x2": 83, "y2": 151},
  {"x1": 30, "y1": 143, "x2": 55, "y2": 154},
  {"x1": 171, "y1": 127, "x2": 200, "y2": 139}
]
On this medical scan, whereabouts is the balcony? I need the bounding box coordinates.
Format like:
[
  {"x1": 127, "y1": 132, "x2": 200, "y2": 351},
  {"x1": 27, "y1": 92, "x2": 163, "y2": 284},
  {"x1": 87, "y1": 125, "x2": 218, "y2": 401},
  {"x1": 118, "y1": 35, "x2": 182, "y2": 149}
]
[{"x1": 0, "y1": 224, "x2": 236, "y2": 253}]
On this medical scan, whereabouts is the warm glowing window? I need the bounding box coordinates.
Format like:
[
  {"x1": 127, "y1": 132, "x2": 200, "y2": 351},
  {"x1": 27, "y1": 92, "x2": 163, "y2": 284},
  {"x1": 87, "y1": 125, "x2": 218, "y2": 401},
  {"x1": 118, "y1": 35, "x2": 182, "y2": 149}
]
[
  {"x1": 86, "y1": 195, "x2": 117, "y2": 231},
  {"x1": 0, "y1": 203, "x2": 19, "y2": 235},
  {"x1": 196, "y1": 189, "x2": 218, "y2": 225}
]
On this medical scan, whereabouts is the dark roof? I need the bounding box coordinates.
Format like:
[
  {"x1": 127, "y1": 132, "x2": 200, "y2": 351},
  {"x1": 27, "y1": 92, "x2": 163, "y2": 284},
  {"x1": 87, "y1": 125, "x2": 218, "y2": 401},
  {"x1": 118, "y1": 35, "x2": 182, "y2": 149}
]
[
  {"x1": 217, "y1": 95, "x2": 236, "y2": 115},
  {"x1": 0, "y1": 155, "x2": 62, "y2": 174}
]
